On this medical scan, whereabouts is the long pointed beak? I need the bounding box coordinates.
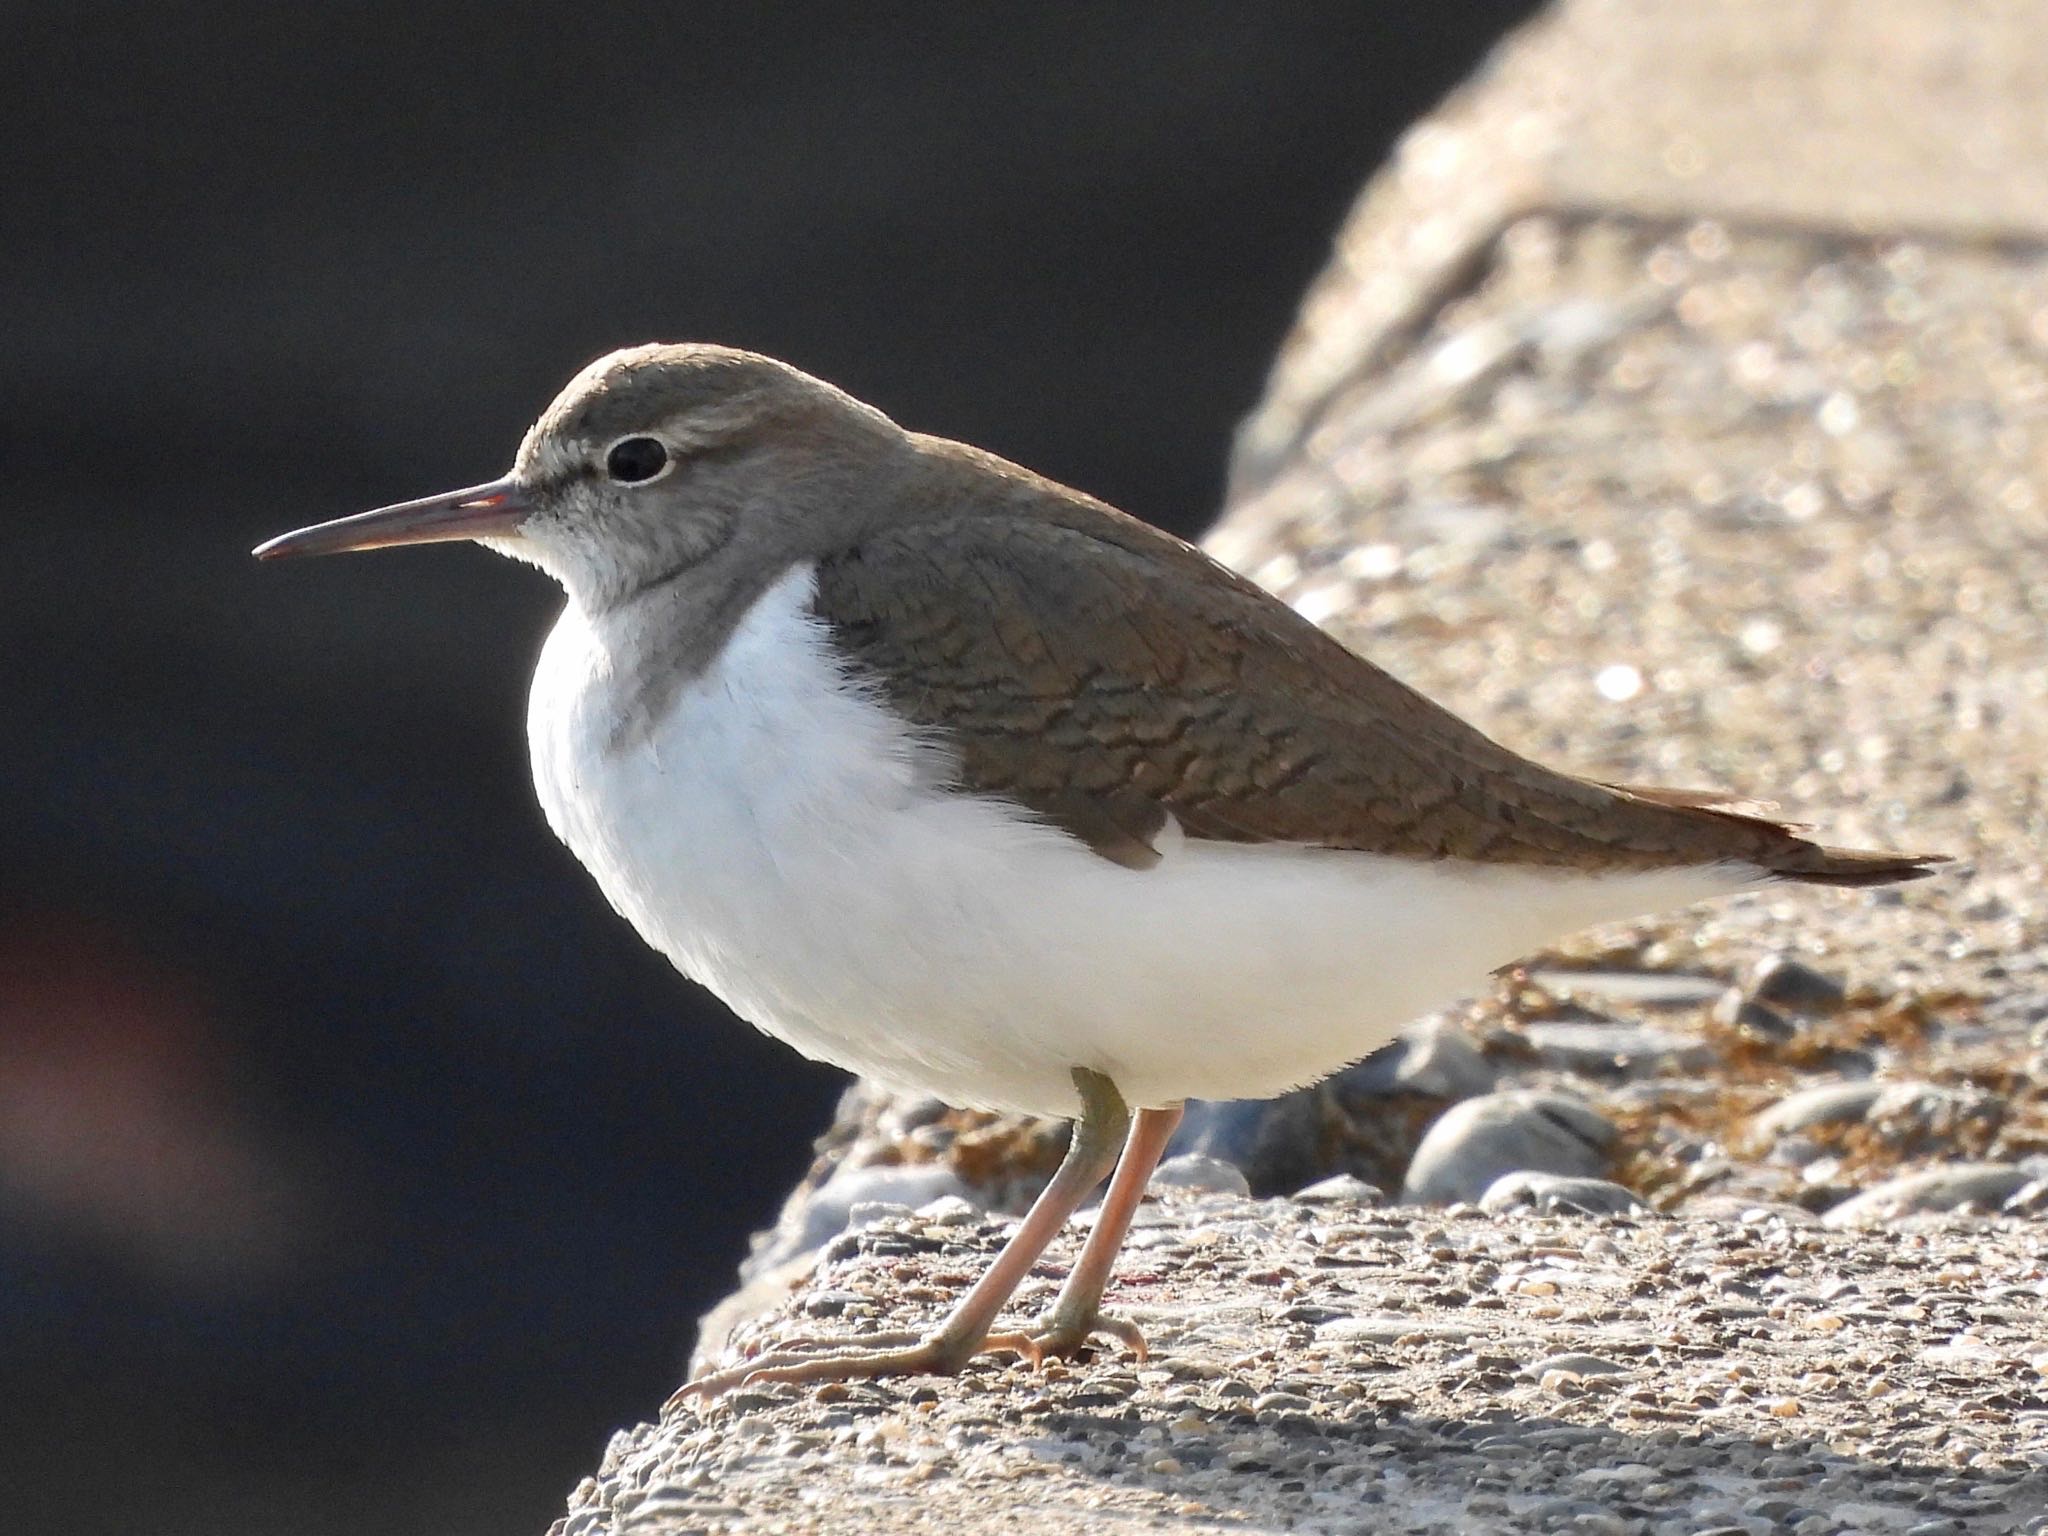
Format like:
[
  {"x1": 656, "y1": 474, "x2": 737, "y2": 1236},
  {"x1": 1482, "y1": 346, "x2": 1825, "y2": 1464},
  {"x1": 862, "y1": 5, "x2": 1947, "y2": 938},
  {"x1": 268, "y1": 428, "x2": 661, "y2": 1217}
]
[{"x1": 253, "y1": 476, "x2": 532, "y2": 561}]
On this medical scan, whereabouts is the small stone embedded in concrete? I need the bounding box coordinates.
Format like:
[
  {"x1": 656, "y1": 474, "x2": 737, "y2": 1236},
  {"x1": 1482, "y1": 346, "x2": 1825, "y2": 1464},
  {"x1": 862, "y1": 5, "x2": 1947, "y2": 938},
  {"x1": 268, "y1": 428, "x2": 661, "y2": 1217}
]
[
  {"x1": 915, "y1": 1194, "x2": 980, "y2": 1226},
  {"x1": 1710, "y1": 987, "x2": 1797, "y2": 1045},
  {"x1": 842, "y1": 1198, "x2": 921, "y2": 1231},
  {"x1": 798, "y1": 1288, "x2": 863, "y2": 1319},
  {"x1": 751, "y1": 1160, "x2": 973, "y2": 1275},
  {"x1": 2001, "y1": 1178, "x2": 2048, "y2": 1216},
  {"x1": 1165, "y1": 1090, "x2": 1324, "y2": 1194},
  {"x1": 1823, "y1": 1163, "x2": 2032, "y2": 1226},
  {"x1": 1521, "y1": 1017, "x2": 1717, "y2": 1075},
  {"x1": 1341, "y1": 1017, "x2": 1500, "y2": 1100},
  {"x1": 1674, "y1": 1195, "x2": 1822, "y2": 1226},
  {"x1": 1863, "y1": 1082, "x2": 1995, "y2": 1148},
  {"x1": 1401, "y1": 1090, "x2": 1613, "y2": 1205},
  {"x1": 1292, "y1": 1172, "x2": 1386, "y2": 1205},
  {"x1": 1250, "y1": 1390, "x2": 1314, "y2": 1414},
  {"x1": 1527, "y1": 967, "x2": 1728, "y2": 1010},
  {"x1": 1748, "y1": 1081, "x2": 1889, "y2": 1142},
  {"x1": 1478, "y1": 1171, "x2": 1647, "y2": 1217},
  {"x1": 1746, "y1": 953, "x2": 1850, "y2": 1013},
  {"x1": 1528, "y1": 1352, "x2": 1630, "y2": 1378},
  {"x1": 1149, "y1": 1152, "x2": 1253, "y2": 1197}
]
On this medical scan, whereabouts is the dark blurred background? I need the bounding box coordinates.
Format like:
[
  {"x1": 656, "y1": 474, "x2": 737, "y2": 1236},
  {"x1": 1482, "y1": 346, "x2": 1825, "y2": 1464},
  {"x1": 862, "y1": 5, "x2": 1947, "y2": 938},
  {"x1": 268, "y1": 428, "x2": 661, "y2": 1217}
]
[{"x1": 4, "y1": 5, "x2": 1542, "y2": 1532}]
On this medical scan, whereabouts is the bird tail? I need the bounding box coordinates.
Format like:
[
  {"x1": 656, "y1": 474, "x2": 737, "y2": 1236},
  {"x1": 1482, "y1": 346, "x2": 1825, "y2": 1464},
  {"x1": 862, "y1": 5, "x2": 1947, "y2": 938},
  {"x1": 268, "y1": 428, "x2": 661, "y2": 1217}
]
[
  {"x1": 1603, "y1": 782, "x2": 1948, "y2": 887},
  {"x1": 1761, "y1": 841, "x2": 1949, "y2": 887}
]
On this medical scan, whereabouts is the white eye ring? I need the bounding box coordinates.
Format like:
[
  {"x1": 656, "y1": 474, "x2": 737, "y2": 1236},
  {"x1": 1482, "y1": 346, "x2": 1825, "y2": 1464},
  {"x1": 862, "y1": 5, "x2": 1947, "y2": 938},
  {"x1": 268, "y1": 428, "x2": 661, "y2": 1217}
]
[{"x1": 603, "y1": 435, "x2": 673, "y2": 485}]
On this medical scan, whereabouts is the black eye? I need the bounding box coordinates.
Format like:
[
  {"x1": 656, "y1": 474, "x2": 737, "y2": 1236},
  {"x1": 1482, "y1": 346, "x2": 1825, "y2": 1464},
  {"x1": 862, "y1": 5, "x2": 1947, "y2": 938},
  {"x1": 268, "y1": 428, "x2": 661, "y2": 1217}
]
[{"x1": 605, "y1": 436, "x2": 670, "y2": 483}]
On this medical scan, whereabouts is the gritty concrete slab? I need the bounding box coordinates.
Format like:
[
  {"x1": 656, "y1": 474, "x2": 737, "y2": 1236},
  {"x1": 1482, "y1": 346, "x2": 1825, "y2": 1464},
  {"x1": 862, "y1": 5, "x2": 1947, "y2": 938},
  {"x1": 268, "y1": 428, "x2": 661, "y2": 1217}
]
[{"x1": 568, "y1": 1199, "x2": 2048, "y2": 1535}]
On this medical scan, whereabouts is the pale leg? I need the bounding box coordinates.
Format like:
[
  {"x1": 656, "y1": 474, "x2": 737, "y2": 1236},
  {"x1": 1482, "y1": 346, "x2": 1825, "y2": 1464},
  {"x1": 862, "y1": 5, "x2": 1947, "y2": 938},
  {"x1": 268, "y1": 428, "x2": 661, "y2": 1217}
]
[
  {"x1": 989, "y1": 1102, "x2": 1183, "y2": 1363},
  {"x1": 671, "y1": 1067, "x2": 1130, "y2": 1402}
]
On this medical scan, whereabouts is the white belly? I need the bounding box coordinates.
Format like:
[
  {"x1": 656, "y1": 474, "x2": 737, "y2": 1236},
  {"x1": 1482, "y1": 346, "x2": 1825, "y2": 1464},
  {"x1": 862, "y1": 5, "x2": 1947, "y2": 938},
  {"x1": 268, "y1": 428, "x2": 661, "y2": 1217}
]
[{"x1": 528, "y1": 564, "x2": 1754, "y2": 1119}]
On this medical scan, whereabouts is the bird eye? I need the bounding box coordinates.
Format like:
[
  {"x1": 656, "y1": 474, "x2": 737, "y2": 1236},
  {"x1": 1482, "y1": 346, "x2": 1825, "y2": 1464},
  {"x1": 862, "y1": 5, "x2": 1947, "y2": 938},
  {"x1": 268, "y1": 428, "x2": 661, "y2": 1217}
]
[{"x1": 604, "y1": 436, "x2": 670, "y2": 484}]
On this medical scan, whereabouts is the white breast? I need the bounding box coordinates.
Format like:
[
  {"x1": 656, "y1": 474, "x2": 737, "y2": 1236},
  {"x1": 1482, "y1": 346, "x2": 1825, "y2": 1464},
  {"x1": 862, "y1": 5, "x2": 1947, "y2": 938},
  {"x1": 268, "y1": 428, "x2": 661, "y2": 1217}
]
[{"x1": 528, "y1": 564, "x2": 1755, "y2": 1119}]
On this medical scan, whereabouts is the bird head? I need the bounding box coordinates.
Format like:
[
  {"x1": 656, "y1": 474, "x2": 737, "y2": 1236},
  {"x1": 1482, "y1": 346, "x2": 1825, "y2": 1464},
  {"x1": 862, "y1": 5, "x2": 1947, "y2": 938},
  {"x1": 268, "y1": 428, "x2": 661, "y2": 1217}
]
[{"x1": 255, "y1": 343, "x2": 903, "y2": 610}]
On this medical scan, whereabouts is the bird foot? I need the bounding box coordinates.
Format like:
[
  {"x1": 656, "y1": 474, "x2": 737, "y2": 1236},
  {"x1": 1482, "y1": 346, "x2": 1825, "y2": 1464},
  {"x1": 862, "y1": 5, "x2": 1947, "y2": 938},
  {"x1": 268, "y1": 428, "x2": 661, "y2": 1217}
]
[
  {"x1": 667, "y1": 1327, "x2": 1026, "y2": 1407},
  {"x1": 984, "y1": 1306, "x2": 1148, "y2": 1368},
  {"x1": 665, "y1": 1305, "x2": 1149, "y2": 1407}
]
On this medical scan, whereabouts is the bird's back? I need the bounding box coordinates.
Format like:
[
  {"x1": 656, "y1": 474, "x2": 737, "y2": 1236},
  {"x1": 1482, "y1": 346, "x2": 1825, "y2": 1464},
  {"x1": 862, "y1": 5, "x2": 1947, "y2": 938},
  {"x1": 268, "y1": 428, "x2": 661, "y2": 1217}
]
[{"x1": 820, "y1": 434, "x2": 1942, "y2": 887}]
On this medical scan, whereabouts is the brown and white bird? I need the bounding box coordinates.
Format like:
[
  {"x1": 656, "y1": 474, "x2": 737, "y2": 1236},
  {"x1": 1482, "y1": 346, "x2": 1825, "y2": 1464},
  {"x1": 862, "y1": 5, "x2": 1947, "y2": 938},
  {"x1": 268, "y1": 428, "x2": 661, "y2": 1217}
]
[{"x1": 256, "y1": 343, "x2": 1939, "y2": 1397}]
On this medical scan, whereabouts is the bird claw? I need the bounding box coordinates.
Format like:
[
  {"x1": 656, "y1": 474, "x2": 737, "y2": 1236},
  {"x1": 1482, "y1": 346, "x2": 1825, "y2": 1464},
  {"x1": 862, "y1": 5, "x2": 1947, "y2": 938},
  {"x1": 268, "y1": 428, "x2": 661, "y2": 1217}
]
[
  {"x1": 985, "y1": 1308, "x2": 1148, "y2": 1368},
  {"x1": 665, "y1": 1329, "x2": 996, "y2": 1408},
  {"x1": 661, "y1": 1308, "x2": 1145, "y2": 1408},
  {"x1": 976, "y1": 1329, "x2": 1046, "y2": 1368}
]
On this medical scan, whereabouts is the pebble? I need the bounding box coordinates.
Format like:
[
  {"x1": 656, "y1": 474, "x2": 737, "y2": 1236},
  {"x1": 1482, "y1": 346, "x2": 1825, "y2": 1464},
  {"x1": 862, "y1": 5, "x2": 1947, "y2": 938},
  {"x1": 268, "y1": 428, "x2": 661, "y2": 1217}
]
[
  {"x1": 749, "y1": 1161, "x2": 972, "y2": 1274},
  {"x1": 1521, "y1": 1018, "x2": 1717, "y2": 1075},
  {"x1": 1746, "y1": 953, "x2": 1850, "y2": 1013},
  {"x1": 1401, "y1": 1090, "x2": 1613, "y2": 1204},
  {"x1": 1164, "y1": 1093, "x2": 1323, "y2": 1193},
  {"x1": 1823, "y1": 1164, "x2": 2032, "y2": 1226},
  {"x1": 915, "y1": 1194, "x2": 981, "y2": 1226},
  {"x1": 1482, "y1": 1171, "x2": 1638, "y2": 1220},
  {"x1": 1251, "y1": 1391, "x2": 1314, "y2": 1414},
  {"x1": 1528, "y1": 967, "x2": 1727, "y2": 1010},
  {"x1": 1748, "y1": 1081, "x2": 1888, "y2": 1141},
  {"x1": 1999, "y1": 1178, "x2": 2048, "y2": 1216},
  {"x1": 1711, "y1": 988, "x2": 1798, "y2": 1045},
  {"x1": 1478, "y1": 1171, "x2": 1647, "y2": 1216},
  {"x1": 1337, "y1": 1017, "x2": 1499, "y2": 1100},
  {"x1": 1293, "y1": 1173, "x2": 1386, "y2": 1205},
  {"x1": 1149, "y1": 1153, "x2": 1253, "y2": 1197},
  {"x1": 1529, "y1": 1352, "x2": 1630, "y2": 1378}
]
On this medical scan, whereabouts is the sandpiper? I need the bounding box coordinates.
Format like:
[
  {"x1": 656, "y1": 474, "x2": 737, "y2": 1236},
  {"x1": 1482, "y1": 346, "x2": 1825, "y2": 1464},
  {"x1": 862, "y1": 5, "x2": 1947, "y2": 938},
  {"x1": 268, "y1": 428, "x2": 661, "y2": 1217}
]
[{"x1": 256, "y1": 343, "x2": 1939, "y2": 1398}]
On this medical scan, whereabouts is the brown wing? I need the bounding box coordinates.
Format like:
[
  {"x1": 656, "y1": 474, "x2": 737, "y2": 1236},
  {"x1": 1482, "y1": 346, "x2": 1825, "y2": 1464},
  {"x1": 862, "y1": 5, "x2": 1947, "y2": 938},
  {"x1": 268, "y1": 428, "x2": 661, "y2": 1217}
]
[{"x1": 812, "y1": 445, "x2": 1940, "y2": 884}]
